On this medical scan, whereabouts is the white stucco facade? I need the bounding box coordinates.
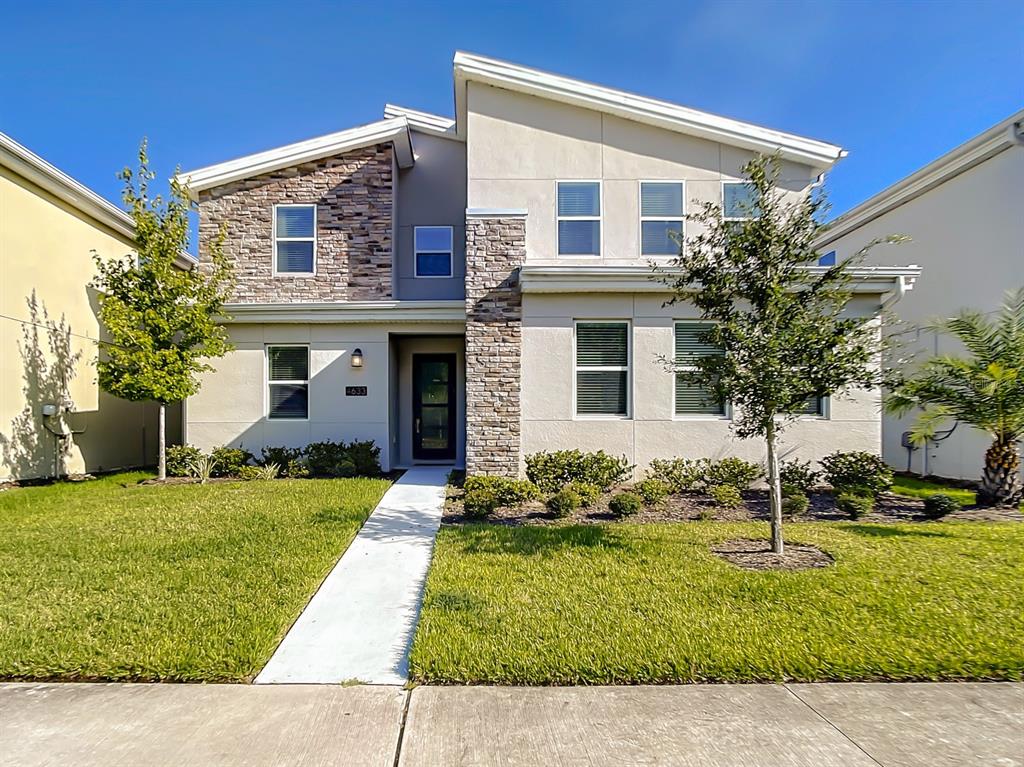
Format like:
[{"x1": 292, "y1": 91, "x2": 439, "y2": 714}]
[{"x1": 818, "y1": 111, "x2": 1023, "y2": 480}]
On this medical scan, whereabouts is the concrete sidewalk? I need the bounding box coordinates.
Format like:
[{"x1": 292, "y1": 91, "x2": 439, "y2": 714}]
[
  {"x1": 255, "y1": 466, "x2": 448, "y2": 685},
  {"x1": 1, "y1": 682, "x2": 1020, "y2": 767}
]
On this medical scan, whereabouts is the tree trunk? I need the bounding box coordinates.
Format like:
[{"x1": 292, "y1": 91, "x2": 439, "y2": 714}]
[
  {"x1": 766, "y1": 420, "x2": 784, "y2": 555},
  {"x1": 157, "y1": 402, "x2": 166, "y2": 482},
  {"x1": 978, "y1": 434, "x2": 1021, "y2": 507}
]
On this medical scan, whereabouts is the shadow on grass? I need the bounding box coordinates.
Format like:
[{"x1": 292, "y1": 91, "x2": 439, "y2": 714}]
[
  {"x1": 841, "y1": 524, "x2": 953, "y2": 539},
  {"x1": 456, "y1": 523, "x2": 633, "y2": 556}
]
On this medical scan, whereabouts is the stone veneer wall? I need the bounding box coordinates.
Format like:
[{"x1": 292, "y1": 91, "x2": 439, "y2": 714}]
[
  {"x1": 197, "y1": 144, "x2": 393, "y2": 302},
  {"x1": 464, "y1": 215, "x2": 527, "y2": 476}
]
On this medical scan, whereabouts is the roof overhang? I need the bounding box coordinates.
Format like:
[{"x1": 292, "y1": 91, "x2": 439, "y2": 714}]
[
  {"x1": 179, "y1": 117, "x2": 415, "y2": 196},
  {"x1": 519, "y1": 264, "x2": 920, "y2": 302},
  {"x1": 383, "y1": 104, "x2": 460, "y2": 141},
  {"x1": 0, "y1": 131, "x2": 197, "y2": 270},
  {"x1": 453, "y1": 52, "x2": 846, "y2": 171},
  {"x1": 817, "y1": 109, "x2": 1024, "y2": 247},
  {"x1": 221, "y1": 300, "x2": 466, "y2": 324}
]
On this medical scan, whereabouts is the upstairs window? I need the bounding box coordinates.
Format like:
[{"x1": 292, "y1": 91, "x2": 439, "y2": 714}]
[
  {"x1": 818, "y1": 250, "x2": 837, "y2": 266},
  {"x1": 557, "y1": 181, "x2": 601, "y2": 256},
  {"x1": 722, "y1": 182, "x2": 760, "y2": 220},
  {"x1": 274, "y1": 204, "x2": 316, "y2": 274},
  {"x1": 575, "y1": 321, "x2": 629, "y2": 417},
  {"x1": 640, "y1": 182, "x2": 684, "y2": 257},
  {"x1": 267, "y1": 345, "x2": 309, "y2": 419},
  {"x1": 414, "y1": 226, "x2": 454, "y2": 277},
  {"x1": 674, "y1": 322, "x2": 726, "y2": 416}
]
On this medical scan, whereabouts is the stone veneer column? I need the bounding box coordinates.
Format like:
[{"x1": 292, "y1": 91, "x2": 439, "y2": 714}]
[{"x1": 464, "y1": 212, "x2": 527, "y2": 476}]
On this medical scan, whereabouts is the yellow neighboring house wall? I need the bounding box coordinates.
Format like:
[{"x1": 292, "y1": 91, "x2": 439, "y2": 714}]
[{"x1": 0, "y1": 135, "x2": 181, "y2": 481}]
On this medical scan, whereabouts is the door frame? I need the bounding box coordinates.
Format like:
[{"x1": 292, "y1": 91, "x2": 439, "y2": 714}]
[{"x1": 412, "y1": 352, "x2": 457, "y2": 461}]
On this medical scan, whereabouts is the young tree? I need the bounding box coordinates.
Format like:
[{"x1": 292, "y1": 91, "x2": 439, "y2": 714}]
[
  {"x1": 887, "y1": 288, "x2": 1024, "y2": 506},
  {"x1": 91, "y1": 140, "x2": 233, "y2": 480},
  {"x1": 660, "y1": 155, "x2": 903, "y2": 554}
]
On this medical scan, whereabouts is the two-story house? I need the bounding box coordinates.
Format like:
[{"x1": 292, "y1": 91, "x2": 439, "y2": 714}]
[{"x1": 180, "y1": 53, "x2": 919, "y2": 476}]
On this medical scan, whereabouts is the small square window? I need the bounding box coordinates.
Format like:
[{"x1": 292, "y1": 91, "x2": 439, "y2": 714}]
[
  {"x1": 723, "y1": 183, "x2": 760, "y2": 220},
  {"x1": 415, "y1": 226, "x2": 453, "y2": 278},
  {"x1": 274, "y1": 205, "x2": 316, "y2": 274}
]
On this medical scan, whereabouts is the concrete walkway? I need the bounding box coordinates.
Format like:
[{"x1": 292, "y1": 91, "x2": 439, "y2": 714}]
[
  {"x1": 1, "y1": 682, "x2": 1020, "y2": 766},
  {"x1": 255, "y1": 466, "x2": 448, "y2": 685}
]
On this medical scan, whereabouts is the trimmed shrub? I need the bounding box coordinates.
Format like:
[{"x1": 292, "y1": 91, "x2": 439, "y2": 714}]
[
  {"x1": 261, "y1": 446, "x2": 307, "y2": 478},
  {"x1": 648, "y1": 457, "x2": 761, "y2": 494},
  {"x1": 567, "y1": 481, "x2": 601, "y2": 508},
  {"x1": 821, "y1": 451, "x2": 893, "y2": 496},
  {"x1": 647, "y1": 458, "x2": 704, "y2": 493},
  {"x1": 836, "y1": 492, "x2": 874, "y2": 519},
  {"x1": 546, "y1": 487, "x2": 581, "y2": 518},
  {"x1": 779, "y1": 460, "x2": 820, "y2": 494},
  {"x1": 633, "y1": 478, "x2": 670, "y2": 506},
  {"x1": 237, "y1": 465, "x2": 262, "y2": 481},
  {"x1": 167, "y1": 445, "x2": 203, "y2": 478},
  {"x1": 305, "y1": 440, "x2": 382, "y2": 478},
  {"x1": 525, "y1": 450, "x2": 632, "y2": 493},
  {"x1": 708, "y1": 484, "x2": 743, "y2": 509},
  {"x1": 705, "y1": 458, "x2": 763, "y2": 492},
  {"x1": 608, "y1": 492, "x2": 642, "y2": 517},
  {"x1": 210, "y1": 446, "x2": 254, "y2": 477},
  {"x1": 781, "y1": 493, "x2": 810, "y2": 519},
  {"x1": 464, "y1": 476, "x2": 539, "y2": 507},
  {"x1": 462, "y1": 488, "x2": 499, "y2": 519},
  {"x1": 923, "y1": 493, "x2": 961, "y2": 519}
]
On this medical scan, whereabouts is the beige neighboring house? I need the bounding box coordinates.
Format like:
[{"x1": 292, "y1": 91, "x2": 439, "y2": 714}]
[
  {"x1": 817, "y1": 110, "x2": 1024, "y2": 481},
  {"x1": 179, "y1": 52, "x2": 919, "y2": 477},
  {"x1": 0, "y1": 133, "x2": 188, "y2": 481}
]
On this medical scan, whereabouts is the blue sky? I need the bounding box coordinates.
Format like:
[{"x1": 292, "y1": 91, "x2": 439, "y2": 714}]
[{"x1": 3, "y1": 0, "x2": 1021, "y2": 244}]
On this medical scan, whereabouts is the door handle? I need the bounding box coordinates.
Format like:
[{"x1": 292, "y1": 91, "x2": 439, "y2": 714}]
[{"x1": 415, "y1": 418, "x2": 421, "y2": 434}]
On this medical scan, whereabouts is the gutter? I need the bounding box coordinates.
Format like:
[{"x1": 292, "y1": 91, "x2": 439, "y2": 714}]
[{"x1": 221, "y1": 300, "x2": 467, "y2": 324}]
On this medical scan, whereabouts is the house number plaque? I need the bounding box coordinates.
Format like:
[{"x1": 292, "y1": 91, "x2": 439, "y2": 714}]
[{"x1": 345, "y1": 386, "x2": 368, "y2": 397}]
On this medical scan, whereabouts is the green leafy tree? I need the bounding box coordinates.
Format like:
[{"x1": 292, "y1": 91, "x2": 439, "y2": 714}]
[
  {"x1": 887, "y1": 288, "x2": 1024, "y2": 506},
  {"x1": 660, "y1": 155, "x2": 904, "y2": 554},
  {"x1": 91, "y1": 141, "x2": 233, "y2": 480}
]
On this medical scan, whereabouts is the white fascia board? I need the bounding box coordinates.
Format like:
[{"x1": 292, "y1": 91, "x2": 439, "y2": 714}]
[
  {"x1": 221, "y1": 300, "x2": 466, "y2": 324},
  {"x1": 452, "y1": 52, "x2": 846, "y2": 170},
  {"x1": 179, "y1": 117, "x2": 414, "y2": 195},
  {"x1": 383, "y1": 104, "x2": 461, "y2": 141},
  {"x1": 1, "y1": 131, "x2": 136, "y2": 240},
  {"x1": 817, "y1": 109, "x2": 1024, "y2": 247},
  {"x1": 466, "y1": 207, "x2": 528, "y2": 218},
  {"x1": 0, "y1": 132, "x2": 198, "y2": 270},
  {"x1": 519, "y1": 264, "x2": 920, "y2": 296}
]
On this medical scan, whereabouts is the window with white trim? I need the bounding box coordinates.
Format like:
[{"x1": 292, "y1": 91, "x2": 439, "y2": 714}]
[
  {"x1": 792, "y1": 395, "x2": 826, "y2": 417},
  {"x1": 414, "y1": 226, "x2": 454, "y2": 277},
  {"x1": 575, "y1": 321, "x2": 629, "y2": 416},
  {"x1": 722, "y1": 182, "x2": 759, "y2": 220},
  {"x1": 557, "y1": 181, "x2": 601, "y2": 256},
  {"x1": 640, "y1": 182, "x2": 684, "y2": 256},
  {"x1": 267, "y1": 345, "x2": 309, "y2": 419},
  {"x1": 674, "y1": 322, "x2": 726, "y2": 416},
  {"x1": 274, "y1": 204, "x2": 316, "y2": 274}
]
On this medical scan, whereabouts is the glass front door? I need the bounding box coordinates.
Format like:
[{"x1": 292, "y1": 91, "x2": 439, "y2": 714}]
[{"x1": 413, "y1": 353, "x2": 456, "y2": 461}]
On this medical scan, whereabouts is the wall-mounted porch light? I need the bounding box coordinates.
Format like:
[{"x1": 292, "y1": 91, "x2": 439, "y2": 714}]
[{"x1": 351, "y1": 348, "x2": 364, "y2": 368}]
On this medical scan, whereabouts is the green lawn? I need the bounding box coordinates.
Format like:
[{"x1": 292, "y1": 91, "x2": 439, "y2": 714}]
[
  {"x1": 410, "y1": 521, "x2": 1024, "y2": 685},
  {"x1": 0, "y1": 472, "x2": 389, "y2": 682},
  {"x1": 890, "y1": 476, "x2": 980, "y2": 505}
]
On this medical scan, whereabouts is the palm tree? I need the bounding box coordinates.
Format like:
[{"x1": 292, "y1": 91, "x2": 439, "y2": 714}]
[{"x1": 887, "y1": 288, "x2": 1024, "y2": 506}]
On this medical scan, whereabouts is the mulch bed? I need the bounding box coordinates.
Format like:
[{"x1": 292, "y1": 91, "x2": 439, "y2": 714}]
[
  {"x1": 444, "y1": 487, "x2": 1024, "y2": 527},
  {"x1": 711, "y1": 538, "x2": 834, "y2": 571}
]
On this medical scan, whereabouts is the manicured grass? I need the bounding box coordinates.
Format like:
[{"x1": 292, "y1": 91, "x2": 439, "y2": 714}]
[
  {"x1": 890, "y1": 475, "x2": 978, "y2": 505},
  {"x1": 410, "y1": 521, "x2": 1024, "y2": 684},
  {"x1": 0, "y1": 472, "x2": 390, "y2": 682}
]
